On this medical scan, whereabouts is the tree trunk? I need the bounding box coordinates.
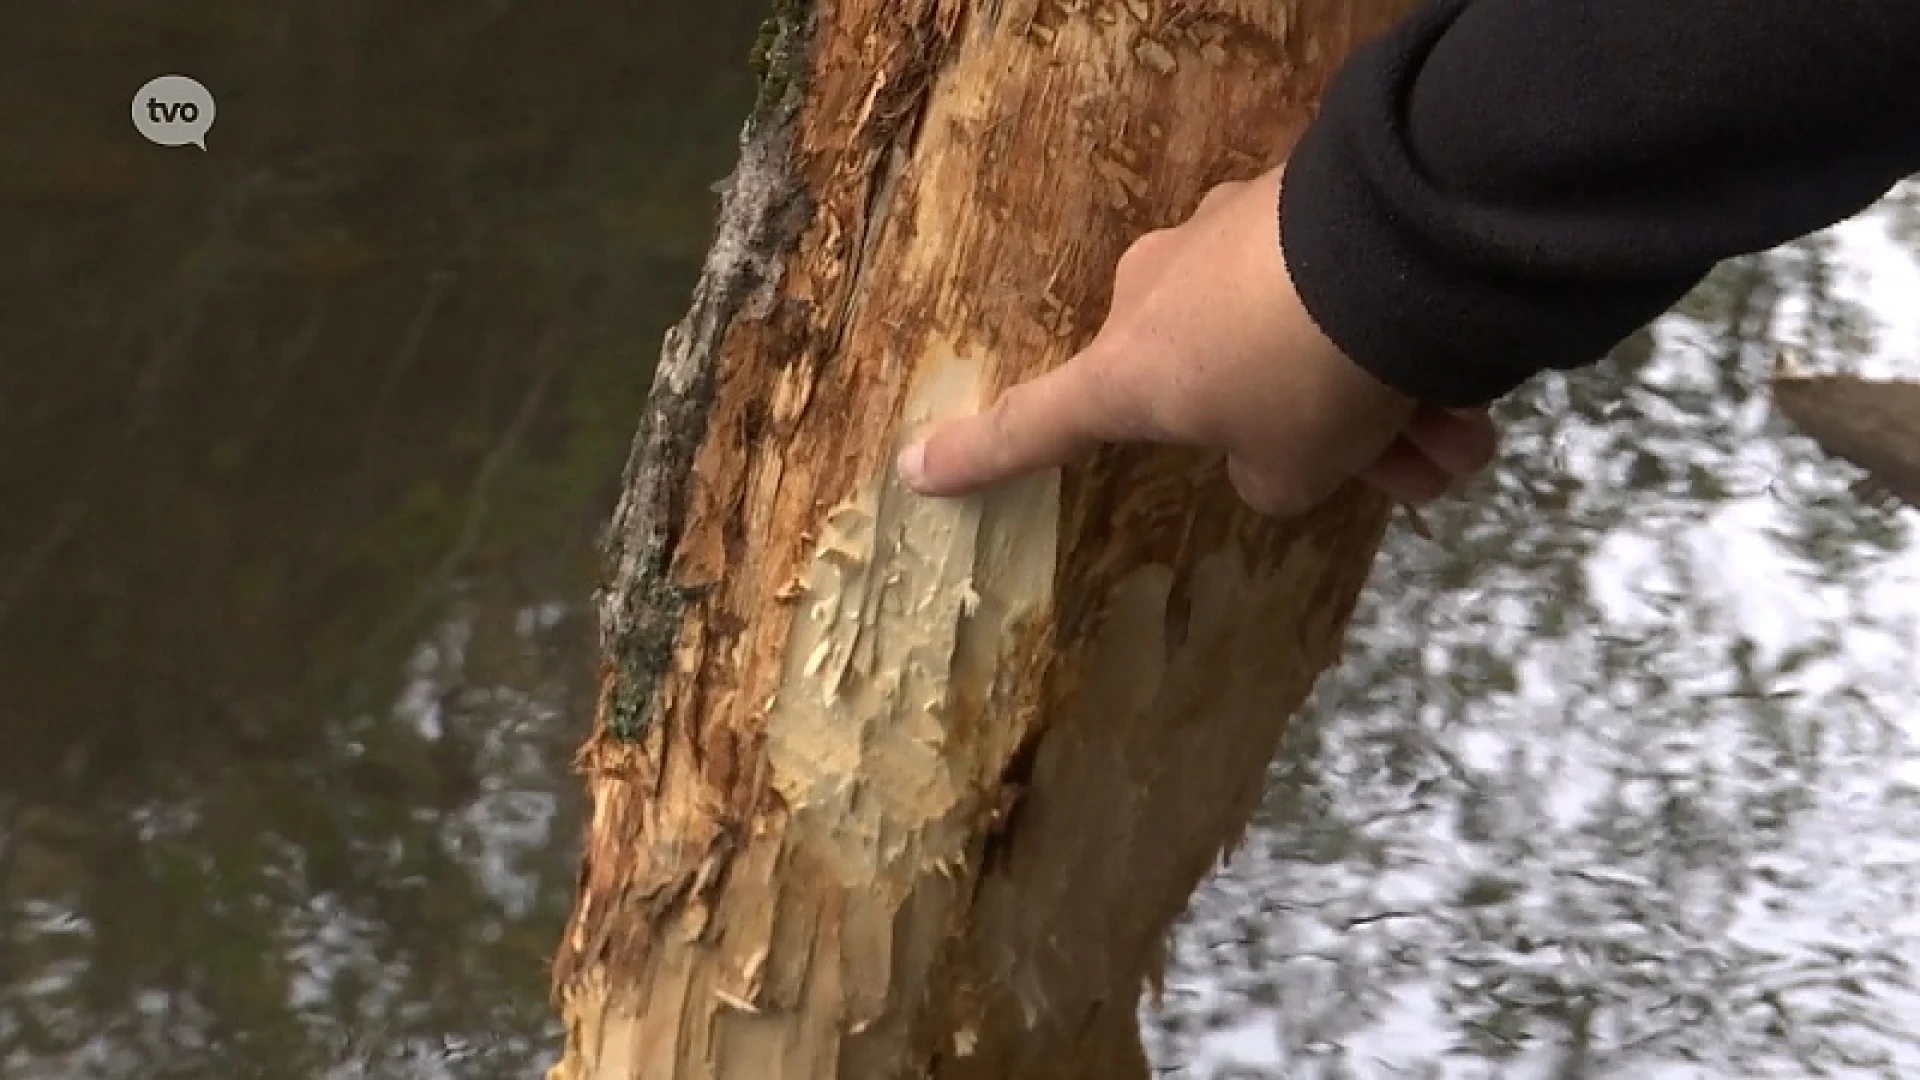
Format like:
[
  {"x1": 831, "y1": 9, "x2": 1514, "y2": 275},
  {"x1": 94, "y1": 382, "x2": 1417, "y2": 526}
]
[{"x1": 549, "y1": 1, "x2": 1414, "y2": 1077}]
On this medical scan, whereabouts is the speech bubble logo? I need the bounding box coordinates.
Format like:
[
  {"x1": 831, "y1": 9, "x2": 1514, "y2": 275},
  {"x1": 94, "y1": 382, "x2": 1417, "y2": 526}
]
[{"x1": 132, "y1": 75, "x2": 216, "y2": 150}]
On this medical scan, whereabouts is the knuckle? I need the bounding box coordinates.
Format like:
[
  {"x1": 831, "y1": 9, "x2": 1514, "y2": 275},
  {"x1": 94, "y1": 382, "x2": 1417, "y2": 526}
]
[
  {"x1": 1195, "y1": 181, "x2": 1240, "y2": 212},
  {"x1": 986, "y1": 384, "x2": 1026, "y2": 438},
  {"x1": 1115, "y1": 229, "x2": 1171, "y2": 276},
  {"x1": 1227, "y1": 460, "x2": 1314, "y2": 517},
  {"x1": 981, "y1": 385, "x2": 1036, "y2": 463}
]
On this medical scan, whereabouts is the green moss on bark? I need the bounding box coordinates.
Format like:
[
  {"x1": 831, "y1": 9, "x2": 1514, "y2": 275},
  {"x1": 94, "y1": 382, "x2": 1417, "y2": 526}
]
[{"x1": 748, "y1": 0, "x2": 812, "y2": 112}]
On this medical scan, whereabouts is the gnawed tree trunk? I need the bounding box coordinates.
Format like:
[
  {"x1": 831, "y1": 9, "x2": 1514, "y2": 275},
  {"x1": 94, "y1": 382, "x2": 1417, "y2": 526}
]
[{"x1": 550, "y1": 1, "x2": 1414, "y2": 1077}]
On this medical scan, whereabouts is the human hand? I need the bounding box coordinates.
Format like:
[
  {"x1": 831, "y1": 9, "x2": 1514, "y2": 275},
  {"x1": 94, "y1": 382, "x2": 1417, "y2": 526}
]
[{"x1": 895, "y1": 164, "x2": 1497, "y2": 513}]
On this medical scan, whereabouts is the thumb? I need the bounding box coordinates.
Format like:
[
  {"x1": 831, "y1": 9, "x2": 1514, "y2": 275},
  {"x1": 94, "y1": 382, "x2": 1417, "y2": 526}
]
[{"x1": 896, "y1": 351, "x2": 1130, "y2": 497}]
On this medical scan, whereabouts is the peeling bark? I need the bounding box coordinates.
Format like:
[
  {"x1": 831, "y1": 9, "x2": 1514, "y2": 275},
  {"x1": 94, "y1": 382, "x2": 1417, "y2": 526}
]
[{"x1": 550, "y1": 2, "x2": 1417, "y2": 1077}]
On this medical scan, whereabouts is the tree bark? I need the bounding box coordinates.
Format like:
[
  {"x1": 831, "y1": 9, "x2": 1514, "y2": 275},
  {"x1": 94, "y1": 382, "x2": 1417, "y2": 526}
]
[{"x1": 550, "y1": 1, "x2": 1414, "y2": 1077}]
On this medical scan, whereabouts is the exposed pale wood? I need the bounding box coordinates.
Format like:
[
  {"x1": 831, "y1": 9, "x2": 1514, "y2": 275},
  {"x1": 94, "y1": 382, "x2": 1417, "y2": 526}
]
[
  {"x1": 1773, "y1": 373, "x2": 1920, "y2": 509},
  {"x1": 549, "y1": 2, "x2": 1416, "y2": 1077}
]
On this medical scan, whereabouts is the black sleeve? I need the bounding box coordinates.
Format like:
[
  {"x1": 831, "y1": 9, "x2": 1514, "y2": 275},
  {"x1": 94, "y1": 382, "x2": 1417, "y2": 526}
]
[{"x1": 1278, "y1": 0, "x2": 1920, "y2": 409}]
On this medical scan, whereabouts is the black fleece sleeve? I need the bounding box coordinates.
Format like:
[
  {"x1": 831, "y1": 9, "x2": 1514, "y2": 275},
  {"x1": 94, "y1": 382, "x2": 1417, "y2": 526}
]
[{"x1": 1278, "y1": 0, "x2": 1920, "y2": 408}]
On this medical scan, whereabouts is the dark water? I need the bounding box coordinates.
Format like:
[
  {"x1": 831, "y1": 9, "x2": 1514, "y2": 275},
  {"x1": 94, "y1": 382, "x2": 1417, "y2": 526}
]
[{"x1": 0, "y1": 4, "x2": 766, "y2": 1076}]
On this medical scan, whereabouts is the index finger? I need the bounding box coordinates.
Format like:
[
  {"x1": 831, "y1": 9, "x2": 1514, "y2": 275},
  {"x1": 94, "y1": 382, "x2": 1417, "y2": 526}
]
[{"x1": 895, "y1": 352, "x2": 1125, "y2": 497}]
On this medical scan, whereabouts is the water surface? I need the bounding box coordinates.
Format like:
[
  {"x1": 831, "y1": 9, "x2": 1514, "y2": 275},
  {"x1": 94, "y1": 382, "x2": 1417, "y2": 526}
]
[{"x1": 1, "y1": 4, "x2": 765, "y2": 1075}]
